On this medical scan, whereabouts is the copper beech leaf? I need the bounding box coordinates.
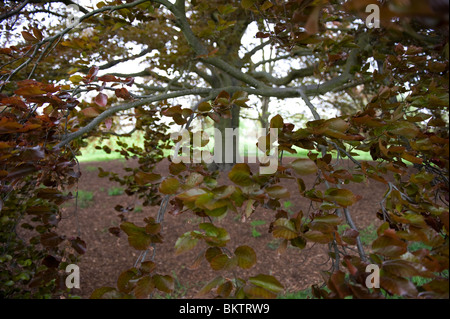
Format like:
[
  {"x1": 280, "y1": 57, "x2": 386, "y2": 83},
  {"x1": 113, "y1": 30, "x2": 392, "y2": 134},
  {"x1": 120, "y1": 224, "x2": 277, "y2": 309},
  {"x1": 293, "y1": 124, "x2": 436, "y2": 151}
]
[
  {"x1": 241, "y1": 0, "x2": 257, "y2": 9},
  {"x1": 40, "y1": 232, "x2": 64, "y2": 247},
  {"x1": 169, "y1": 162, "x2": 186, "y2": 175},
  {"x1": 265, "y1": 185, "x2": 290, "y2": 199},
  {"x1": 272, "y1": 218, "x2": 298, "y2": 239},
  {"x1": 228, "y1": 163, "x2": 253, "y2": 186},
  {"x1": 234, "y1": 245, "x2": 257, "y2": 269},
  {"x1": 21, "y1": 31, "x2": 37, "y2": 42},
  {"x1": 152, "y1": 274, "x2": 174, "y2": 293},
  {"x1": 209, "y1": 254, "x2": 230, "y2": 270},
  {"x1": 303, "y1": 230, "x2": 333, "y2": 243},
  {"x1": 380, "y1": 275, "x2": 418, "y2": 297},
  {"x1": 195, "y1": 276, "x2": 225, "y2": 297},
  {"x1": 159, "y1": 177, "x2": 180, "y2": 194},
  {"x1": 270, "y1": 115, "x2": 284, "y2": 128},
  {"x1": 32, "y1": 28, "x2": 43, "y2": 40},
  {"x1": 133, "y1": 276, "x2": 155, "y2": 299},
  {"x1": 382, "y1": 260, "x2": 419, "y2": 277},
  {"x1": 120, "y1": 222, "x2": 152, "y2": 250},
  {"x1": 135, "y1": 171, "x2": 161, "y2": 186},
  {"x1": 372, "y1": 231, "x2": 407, "y2": 257},
  {"x1": 217, "y1": 280, "x2": 233, "y2": 298},
  {"x1": 175, "y1": 232, "x2": 199, "y2": 255},
  {"x1": 94, "y1": 93, "x2": 108, "y2": 107},
  {"x1": 115, "y1": 88, "x2": 131, "y2": 100},
  {"x1": 140, "y1": 261, "x2": 156, "y2": 274},
  {"x1": 81, "y1": 107, "x2": 100, "y2": 118},
  {"x1": 290, "y1": 158, "x2": 318, "y2": 175},
  {"x1": 324, "y1": 188, "x2": 360, "y2": 207},
  {"x1": 117, "y1": 269, "x2": 138, "y2": 293}
]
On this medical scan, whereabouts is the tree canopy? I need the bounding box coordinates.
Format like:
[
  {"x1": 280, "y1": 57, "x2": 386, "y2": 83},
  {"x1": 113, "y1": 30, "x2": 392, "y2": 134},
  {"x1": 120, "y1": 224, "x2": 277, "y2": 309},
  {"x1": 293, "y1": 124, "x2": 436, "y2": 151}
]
[{"x1": 0, "y1": 0, "x2": 448, "y2": 299}]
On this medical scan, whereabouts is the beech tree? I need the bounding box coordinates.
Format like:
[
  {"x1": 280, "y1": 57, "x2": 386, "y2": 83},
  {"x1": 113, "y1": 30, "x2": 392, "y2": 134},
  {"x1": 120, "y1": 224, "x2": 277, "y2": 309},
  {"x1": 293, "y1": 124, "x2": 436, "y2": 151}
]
[{"x1": 0, "y1": 0, "x2": 448, "y2": 299}]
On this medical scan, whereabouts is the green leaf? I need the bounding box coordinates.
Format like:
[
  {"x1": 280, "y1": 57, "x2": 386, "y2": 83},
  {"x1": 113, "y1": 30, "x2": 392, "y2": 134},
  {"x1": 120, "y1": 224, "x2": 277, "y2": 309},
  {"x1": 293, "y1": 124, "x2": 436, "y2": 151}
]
[
  {"x1": 228, "y1": 163, "x2": 253, "y2": 186},
  {"x1": 90, "y1": 287, "x2": 118, "y2": 299},
  {"x1": 152, "y1": 274, "x2": 174, "y2": 293},
  {"x1": 176, "y1": 188, "x2": 207, "y2": 202},
  {"x1": 244, "y1": 285, "x2": 277, "y2": 299},
  {"x1": 159, "y1": 177, "x2": 180, "y2": 194},
  {"x1": 324, "y1": 188, "x2": 360, "y2": 207},
  {"x1": 69, "y1": 75, "x2": 83, "y2": 84},
  {"x1": 175, "y1": 232, "x2": 199, "y2": 255},
  {"x1": 272, "y1": 218, "x2": 298, "y2": 239},
  {"x1": 325, "y1": 118, "x2": 349, "y2": 132},
  {"x1": 248, "y1": 274, "x2": 284, "y2": 294},
  {"x1": 290, "y1": 158, "x2": 318, "y2": 175},
  {"x1": 290, "y1": 236, "x2": 307, "y2": 249},
  {"x1": 209, "y1": 254, "x2": 230, "y2": 270},
  {"x1": 120, "y1": 222, "x2": 152, "y2": 250},
  {"x1": 235, "y1": 245, "x2": 257, "y2": 269},
  {"x1": 265, "y1": 185, "x2": 290, "y2": 199},
  {"x1": 241, "y1": 0, "x2": 256, "y2": 9},
  {"x1": 169, "y1": 162, "x2": 187, "y2": 175},
  {"x1": 198, "y1": 101, "x2": 212, "y2": 112},
  {"x1": 200, "y1": 223, "x2": 230, "y2": 246},
  {"x1": 186, "y1": 172, "x2": 204, "y2": 187},
  {"x1": 313, "y1": 214, "x2": 341, "y2": 226},
  {"x1": 205, "y1": 247, "x2": 222, "y2": 263},
  {"x1": 270, "y1": 115, "x2": 284, "y2": 128},
  {"x1": 303, "y1": 230, "x2": 333, "y2": 243},
  {"x1": 260, "y1": 1, "x2": 273, "y2": 11},
  {"x1": 388, "y1": 122, "x2": 419, "y2": 139},
  {"x1": 195, "y1": 276, "x2": 225, "y2": 297},
  {"x1": 217, "y1": 281, "x2": 233, "y2": 298}
]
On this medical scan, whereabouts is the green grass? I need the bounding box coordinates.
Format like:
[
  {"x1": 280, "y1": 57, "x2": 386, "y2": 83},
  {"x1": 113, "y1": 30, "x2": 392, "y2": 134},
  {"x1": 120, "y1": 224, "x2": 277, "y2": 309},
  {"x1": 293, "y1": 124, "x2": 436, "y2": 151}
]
[
  {"x1": 107, "y1": 187, "x2": 124, "y2": 196},
  {"x1": 359, "y1": 224, "x2": 378, "y2": 246},
  {"x1": 250, "y1": 220, "x2": 266, "y2": 238},
  {"x1": 76, "y1": 190, "x2": 94, "y2": 208},
  {"x1": 76, "y1": 132, "x2": 374, "y2": 163},
  {"x1": 134, "y1": 206, "x2": 143, "y2": 213},
  {"x1": 84, "y1": 165, "x2": 99, "y2": 172},
  {"x1": 278, "y1": 288, "x2": 313, "y2": 299}
]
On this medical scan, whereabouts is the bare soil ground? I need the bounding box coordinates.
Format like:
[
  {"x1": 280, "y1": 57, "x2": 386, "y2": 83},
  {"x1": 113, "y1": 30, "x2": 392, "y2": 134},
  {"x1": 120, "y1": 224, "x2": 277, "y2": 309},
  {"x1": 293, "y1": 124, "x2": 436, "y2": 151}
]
[{"x1": 57, "y1": 158, "x2": 386, "y2": 298}]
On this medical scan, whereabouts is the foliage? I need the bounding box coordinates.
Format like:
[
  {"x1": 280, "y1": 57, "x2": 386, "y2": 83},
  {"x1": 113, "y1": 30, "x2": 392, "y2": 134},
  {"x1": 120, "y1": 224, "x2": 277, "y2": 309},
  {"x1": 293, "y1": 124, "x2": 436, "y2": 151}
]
[
  {"x1": 0, "y1": 0, "x2": 448, "y2": 299},
  {"x1": 107, "y1": 187, "x2": 124, "y2": 196},
  {"x1": 77, "y1": 190, "x2": 94, "y2": 208},
  {"x1": 250, "y1": 220, "x2": 266, "y2": 238}
]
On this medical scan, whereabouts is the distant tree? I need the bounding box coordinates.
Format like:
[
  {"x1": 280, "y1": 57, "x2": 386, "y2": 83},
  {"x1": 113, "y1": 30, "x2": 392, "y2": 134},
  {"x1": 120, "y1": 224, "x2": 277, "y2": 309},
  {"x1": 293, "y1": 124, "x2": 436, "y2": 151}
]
[{"x1": 0, "y1": 0, "x2": 448, "y2": 299}]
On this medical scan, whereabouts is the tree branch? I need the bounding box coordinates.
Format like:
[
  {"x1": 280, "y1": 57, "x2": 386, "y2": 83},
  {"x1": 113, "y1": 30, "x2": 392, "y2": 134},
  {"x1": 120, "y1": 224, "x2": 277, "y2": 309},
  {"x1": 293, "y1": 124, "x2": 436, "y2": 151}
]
[
  {"x1": 0, "y1": 0, "x2": 30, "y2": 21},
  {"x1": 54, "y1": 88, "x2": 214, "y2": 149},
  {"x1": 252, "y1": 66, "x2": 315, "y2": 86},
  {"x1": 80, "y1": 47, "x2": 153, "y2": 73}
]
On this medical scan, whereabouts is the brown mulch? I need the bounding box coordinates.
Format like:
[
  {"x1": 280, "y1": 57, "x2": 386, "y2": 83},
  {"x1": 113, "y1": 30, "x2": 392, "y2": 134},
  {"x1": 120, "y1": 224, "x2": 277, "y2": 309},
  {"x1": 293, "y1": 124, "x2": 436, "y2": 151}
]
[{"x1": 57, "y1": 157, "x2": 387, "y2": 299}]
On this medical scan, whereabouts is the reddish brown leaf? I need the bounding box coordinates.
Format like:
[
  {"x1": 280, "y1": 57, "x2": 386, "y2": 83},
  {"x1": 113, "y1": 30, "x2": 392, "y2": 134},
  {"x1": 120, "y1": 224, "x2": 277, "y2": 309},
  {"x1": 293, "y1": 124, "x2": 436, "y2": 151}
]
[{"x1": 94, "y1": 93, "x2": 108, "y2": 107}]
